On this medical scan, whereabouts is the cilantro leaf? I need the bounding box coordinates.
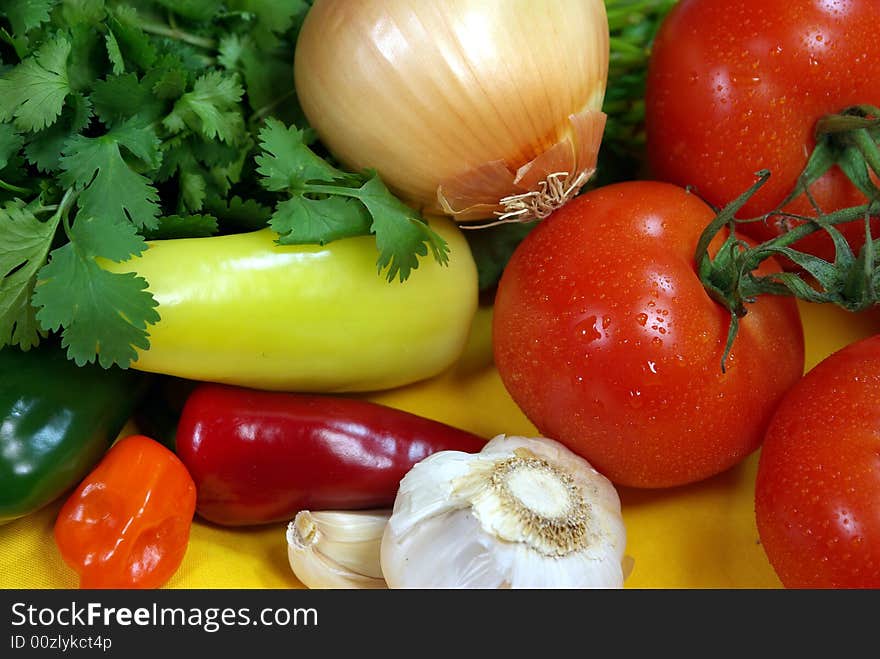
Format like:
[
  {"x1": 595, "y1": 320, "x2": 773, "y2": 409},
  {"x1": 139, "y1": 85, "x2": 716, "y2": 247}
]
[
  {"x1": 32, "y1": 214, "x2": 159, "y2": 368},
  {"x1": 135, "y1": 54, "x2": 190, "y2": 108},
  {"x1": 141, "y1": 214, "x2": 218, "y2": 240},
  {"x1": 191, "y1": 138, "x2": 245, "y2": 169},
  {"x1": 24, "y1": 92, "x2": 92, "y2": 172},
  {"x1": 255, "y1": 119, "x2": 448, "y2": 281},
  {"x1": 216, "y1": 30, "x2": 302, "y2": 122},
  {"x1": 255, "y1": 118, "x2": 342, "y2": 191},
  {"x1": 153, "y1": 39, "x2": 208, "y2": 78},
  {"x1": 59, "y1": 0, "x2": 106, "y2": 25},
  {"x1": 356, "y1": 173, "x2": 450, "y2": 281},
  {"x1": 0, "y1": 123, "x2": 24, "y2": 170},
  {"x1": 0, "y1": 198, "x2": 59, "y2": 349},
  {"x1": 154, "y1": 133, "x2": 190, "y2": 182},
  {"x1": 180, "y1": 168, "x2": 206, "y2": 211},
  {"x1": 148, "y1": 62, "x2": 187, "y2": 100},
  {"x1": 240, "y1": 43, "x2": 300, "y2": 122},
  {"x1": 156, "y1": 139, "x2": 207, "y2": 211},
  {"x1": 91, "y1": 73, "x2": 160, "y2": 126},
  {"x1": 72, "y1": 213, "x2": 147, "y2": 263},
  {"x1": 217, "y1": 34, "x2": 245, "y2": 71},
  {"x1": 109, "y1": 6, "x2": 158, "y2": 71},
  {"x1": 2, "y1": 0, "x2": 57, "y2": 35},
  {"x1": 155, "y1": 0, "x2": 223, "y2": 22},
  {"x1": 60, "y1": 119, "x2": 162, "y2": 229},
  {"x1": 227, "y1": 0, "x2": 309, "y2": 35},
  {"x1": 163, "y1": 71, "x2": 245, "y2": 144},
  {"x1": 66, "y1": 24, "x2": 108, "y2": 92},
  {"x1": 271, "y1": 196, "x2": 371, "y2": 245},
  {"x1": 104, "y1": 29, "x2": 125, "y2": 75},
  {"x1": 207, "y1": 194, "x2": 271, "y2": 232},
  {"x1": 0, "y1": 35, "x2": 72, "y2": 131},
  {"x1": 226, "y1": 0, "x2": 310, "y2": 52}
]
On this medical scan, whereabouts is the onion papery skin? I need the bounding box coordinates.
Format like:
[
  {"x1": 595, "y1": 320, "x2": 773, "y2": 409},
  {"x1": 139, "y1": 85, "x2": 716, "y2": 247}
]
[{"x1": 294, "y1": 0, "x2": 610, "y2": 222}]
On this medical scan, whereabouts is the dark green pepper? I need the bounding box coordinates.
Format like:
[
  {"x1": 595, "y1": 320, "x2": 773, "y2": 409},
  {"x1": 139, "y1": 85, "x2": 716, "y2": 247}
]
[{"x1": 0, "y1": 343, "x2": 147, "y2": 524}]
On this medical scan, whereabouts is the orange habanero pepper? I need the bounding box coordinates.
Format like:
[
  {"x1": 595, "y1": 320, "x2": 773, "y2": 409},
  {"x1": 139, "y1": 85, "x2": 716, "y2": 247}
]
[{"x1": 54, "y1": 435, "x2": 196, "y2": 589}]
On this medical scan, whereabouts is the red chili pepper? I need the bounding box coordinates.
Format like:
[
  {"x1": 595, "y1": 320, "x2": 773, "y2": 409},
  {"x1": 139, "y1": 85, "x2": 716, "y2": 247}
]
[
  {"x1": 175, "y1": 384, "x2": 487, "y2": 526},
  {"x1": 54, "y1": 435, "x2": 196, "y2": 589}
]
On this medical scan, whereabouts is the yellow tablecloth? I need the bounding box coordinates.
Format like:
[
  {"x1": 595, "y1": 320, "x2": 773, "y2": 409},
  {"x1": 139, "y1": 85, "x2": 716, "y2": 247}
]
[{"x1": 2, "y1": 301, "x2": 878, "y2": 589}]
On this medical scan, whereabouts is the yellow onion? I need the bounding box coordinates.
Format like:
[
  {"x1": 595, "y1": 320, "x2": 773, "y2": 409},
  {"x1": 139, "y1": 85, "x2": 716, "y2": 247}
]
[{"x1": 294, "y1": 0, "x2": 609, "y2": 223}]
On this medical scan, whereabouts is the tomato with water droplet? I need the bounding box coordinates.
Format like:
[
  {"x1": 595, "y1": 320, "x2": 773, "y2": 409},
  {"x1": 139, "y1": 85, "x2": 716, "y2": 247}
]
[
  {"x1": 756, "y1": 334, "x2": 880, "y2": 588},
  {"x1": 493, "y1": 181, "x2": 804, "y2": 488},
  {"x1": 645, "y1": 0, "x2": 880, "y2": 261}
]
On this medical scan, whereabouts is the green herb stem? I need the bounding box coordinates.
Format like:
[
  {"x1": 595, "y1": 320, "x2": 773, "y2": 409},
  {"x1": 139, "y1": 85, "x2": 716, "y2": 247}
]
[
  {"x1": 251, "y1": 90, "x2": 298, "y2": 125},
  {"x1": 139, "y1": 22, "x2": 217, "y2": 50},
  {"x1": 0, "y1": 179, "x2": 30, "y2": 194},
  {"x1": 301, "y1": 182, "x2": 365, "y2": 200},
  {"x1": 56, "y1": 189, "x2": 77, "y2": 241}
]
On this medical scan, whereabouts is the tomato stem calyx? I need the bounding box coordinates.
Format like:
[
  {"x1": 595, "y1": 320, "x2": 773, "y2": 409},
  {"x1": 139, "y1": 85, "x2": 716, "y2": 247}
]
[{"x1": 696, "y1": 106, "x2": 880, "y2": 371}]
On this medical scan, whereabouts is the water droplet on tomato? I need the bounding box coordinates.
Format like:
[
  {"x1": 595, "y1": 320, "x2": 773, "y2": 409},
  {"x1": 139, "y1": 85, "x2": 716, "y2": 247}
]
[
  {"x1": 574, "y1": 316, "x2": 602, "y2": 344},
  {"x1": 628, "y1": 390, "x2": 643, "y2": 409}
]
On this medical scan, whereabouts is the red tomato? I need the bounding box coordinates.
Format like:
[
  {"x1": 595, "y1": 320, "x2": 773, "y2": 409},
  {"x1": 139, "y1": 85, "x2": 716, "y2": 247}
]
[
  {"x1": 755, "y1": 335, "x2": 880, "y2": 588},
  {"x1": 492, "y1": 181, "x2": 804, "y2": 488},
  {"x1": 645, "y1": 0, "x2": 880, "y2": 261}
]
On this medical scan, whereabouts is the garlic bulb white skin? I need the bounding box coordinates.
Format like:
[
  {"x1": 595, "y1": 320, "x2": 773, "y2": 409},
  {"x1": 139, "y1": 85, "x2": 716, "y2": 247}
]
[
  {"x1": 287, "y1": 510, "x2": 390, "y2": 589},
  {"x1": 380, "y1": 435, "x2": 628, "y2": 589},
  {"x1": 294, "y1": 0, "x2": 609, "y2": 223}
]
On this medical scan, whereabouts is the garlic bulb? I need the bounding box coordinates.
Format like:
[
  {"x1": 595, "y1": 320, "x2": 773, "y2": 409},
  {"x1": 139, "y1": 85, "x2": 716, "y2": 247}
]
[
  {"x1": 294, "y1": 0, "x2": 609, "y2": 223},
  {"x1": 380, "y1": 435, "x2": 628, "y2": 588},
  {"x1": 287, "y1": 510, "x2": 389, "y2": 589}
]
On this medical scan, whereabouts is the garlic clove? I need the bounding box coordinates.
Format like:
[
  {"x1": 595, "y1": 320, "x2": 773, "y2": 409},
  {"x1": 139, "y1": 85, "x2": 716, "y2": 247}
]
[
  {"x1": 380, "y1": 435, "x2": 628, "y2": 589},
  {"x1": 384, "y1": 450, "x2": 475, "y2": 535},
  {"x1": 287, "y1": 510, "x2": 390, "y2": 589}
]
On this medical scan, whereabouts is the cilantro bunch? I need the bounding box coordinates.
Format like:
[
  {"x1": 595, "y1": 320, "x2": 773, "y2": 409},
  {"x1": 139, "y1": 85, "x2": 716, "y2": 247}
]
[{"x1": 0, "y1": 0, "x2": 448, "y2": 369}]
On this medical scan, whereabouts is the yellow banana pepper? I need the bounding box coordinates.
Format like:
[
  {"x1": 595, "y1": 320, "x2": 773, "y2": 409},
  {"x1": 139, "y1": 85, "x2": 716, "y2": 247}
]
[{"x1": 103, "y1": 218, "x2": 478, "y2": 392}]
